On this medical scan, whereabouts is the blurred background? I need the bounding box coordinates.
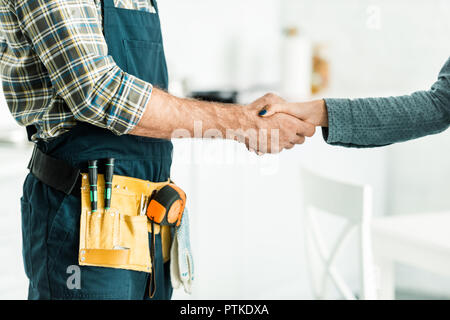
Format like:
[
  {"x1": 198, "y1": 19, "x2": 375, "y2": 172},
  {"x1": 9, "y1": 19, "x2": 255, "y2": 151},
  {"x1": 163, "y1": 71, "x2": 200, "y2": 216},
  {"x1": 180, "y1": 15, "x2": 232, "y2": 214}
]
[{"x1": 1, "y1": 0, "x2": 450, "y2": 299}]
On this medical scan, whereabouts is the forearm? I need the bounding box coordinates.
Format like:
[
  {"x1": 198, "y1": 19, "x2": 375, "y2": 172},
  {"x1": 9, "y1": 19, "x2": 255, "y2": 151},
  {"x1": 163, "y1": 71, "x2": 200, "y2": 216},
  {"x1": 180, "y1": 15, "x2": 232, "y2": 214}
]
[
  {"x1": 323, "y1": 90, "x2": 450, "y2": 148},
  {"x1": 293, "y1": 91, "x2": 450, "y2": 148},
  {"x1": 131, "y1": 90, "x2": 316, "y2": 155},
  {"x1": 316, "y1": 58, "x2": 450, "y2": 148},
  {"x1": 130, "y1": 88, "x2": 245, "y2": 140}
]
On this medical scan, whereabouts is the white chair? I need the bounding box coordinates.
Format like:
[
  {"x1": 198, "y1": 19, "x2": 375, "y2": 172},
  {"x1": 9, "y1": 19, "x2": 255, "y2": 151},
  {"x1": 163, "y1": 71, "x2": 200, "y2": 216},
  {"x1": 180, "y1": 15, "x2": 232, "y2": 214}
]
[{"x1": 300, "y1": 168, "x2": 377, "y2": 300}]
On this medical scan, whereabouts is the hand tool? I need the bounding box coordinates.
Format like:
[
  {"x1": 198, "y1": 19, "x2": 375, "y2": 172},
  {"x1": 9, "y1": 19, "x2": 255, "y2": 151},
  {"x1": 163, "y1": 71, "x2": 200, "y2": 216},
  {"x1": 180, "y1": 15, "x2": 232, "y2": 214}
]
[
  {"x1": 146, "y1": 183, "x2": 186, "y2": 297},
  {"x1": 104, "y1": 158, "x2": 115, "y2": 210},
  {"x1": 88, "y1": 160, "x2": 98, "y2": 212},
  {"x1": 139, "y1": 194, "x2": 148, "y2": 216},
  {"x1": 146, "y1": 184, "x2": 186, "y2": 227}
]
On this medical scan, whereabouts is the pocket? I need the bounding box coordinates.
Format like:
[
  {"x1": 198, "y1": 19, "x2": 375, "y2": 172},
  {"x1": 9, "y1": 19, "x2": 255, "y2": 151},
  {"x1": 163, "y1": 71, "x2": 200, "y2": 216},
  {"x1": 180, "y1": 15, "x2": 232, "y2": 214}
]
[
  {"x1": 47, "y1": 195, "x2": 80, "y2": 272},
  {"x1": 20, "y1": 198, "x2": 33, "y2": 280},
  {"x1": 124, "y1": 39, "x2": 168, "y2": 88},
  {"x1": 80, "y1": 188, "x2": 132, "y2": 251},
  {"x1": 79, "y1": 181, "x2": 152, "y2": 272},
  {"x1": 85, "y1": 210, "x2": 119, "y2": 249},
  {"x1": 114, "y1": 4, "x2": 156, "y2": 14},
  {"x1": 118, "y1": 214, "x2": 150, "y2": 269}
]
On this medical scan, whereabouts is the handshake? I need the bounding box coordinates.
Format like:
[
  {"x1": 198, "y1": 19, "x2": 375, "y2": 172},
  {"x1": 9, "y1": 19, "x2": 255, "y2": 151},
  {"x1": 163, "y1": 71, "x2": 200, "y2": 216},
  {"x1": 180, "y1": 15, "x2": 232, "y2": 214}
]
[
  {"x1": 133, "y1": 89, "x2": 328, "y2": 153},
  {"x1": 229, "y1": 93, "x2": 329, "y2": 154}
]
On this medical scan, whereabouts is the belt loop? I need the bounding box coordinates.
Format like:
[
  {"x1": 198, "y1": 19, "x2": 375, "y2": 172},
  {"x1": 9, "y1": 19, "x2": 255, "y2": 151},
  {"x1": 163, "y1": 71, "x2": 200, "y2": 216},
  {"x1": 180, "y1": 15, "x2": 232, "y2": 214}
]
[
  {"x1": 26, "y1": 125, "x2": 37, "y2": 142},
  {"x1": 27, "y1": 144, "x2": 37, "y2": 170}
]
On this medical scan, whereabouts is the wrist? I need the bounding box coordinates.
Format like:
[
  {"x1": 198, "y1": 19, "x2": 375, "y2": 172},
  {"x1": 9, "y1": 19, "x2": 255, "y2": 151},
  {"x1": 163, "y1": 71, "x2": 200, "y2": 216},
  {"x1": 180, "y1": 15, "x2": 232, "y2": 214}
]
[
  {"x1": 308, "y1": 99, "x2": 328, "y2": 127},
  {"x1": 208, "y1": 103, "x2": 245, "y2": 138},
  {"x1": 218, "y1": 105, "x2": 261, "y2": 141}
]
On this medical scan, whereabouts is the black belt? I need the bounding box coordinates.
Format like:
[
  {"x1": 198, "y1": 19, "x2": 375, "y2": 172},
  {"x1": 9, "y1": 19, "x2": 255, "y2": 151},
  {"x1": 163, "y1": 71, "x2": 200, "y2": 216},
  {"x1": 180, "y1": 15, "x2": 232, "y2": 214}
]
[{"x1": 28, "y1": 145, "x2": 81, "y2": 196}]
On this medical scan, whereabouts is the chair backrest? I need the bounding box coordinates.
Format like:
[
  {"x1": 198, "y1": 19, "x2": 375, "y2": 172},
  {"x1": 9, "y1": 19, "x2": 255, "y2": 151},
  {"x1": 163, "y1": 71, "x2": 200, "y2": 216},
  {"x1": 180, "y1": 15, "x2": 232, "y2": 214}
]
[{"x1": 300, "y1": 167, "x2": 376, "y2": 300}]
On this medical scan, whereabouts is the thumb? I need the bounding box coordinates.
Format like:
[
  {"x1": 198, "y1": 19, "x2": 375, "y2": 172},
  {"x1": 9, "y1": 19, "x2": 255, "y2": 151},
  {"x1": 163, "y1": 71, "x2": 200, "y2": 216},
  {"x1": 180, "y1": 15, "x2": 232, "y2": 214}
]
[
  {"x1": 258, "y1": 103, "x2": 282, "y2": 117},
  {"x1": 259, "y1": 102, "x2": 303, "y2": 118}
]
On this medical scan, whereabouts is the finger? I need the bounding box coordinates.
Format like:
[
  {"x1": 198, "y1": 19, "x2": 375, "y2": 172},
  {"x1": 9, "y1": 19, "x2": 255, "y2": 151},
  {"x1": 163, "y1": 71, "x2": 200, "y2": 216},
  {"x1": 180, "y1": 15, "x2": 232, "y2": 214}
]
[
  {"x1": 259, "y1": 102, "x2": 303, "y2": 119},
  {"x1": 244, "y1": 131, "x2": 259, "y2": 153},
  {"x1": 262, "y1": 92, "x2": 286, "y2": 104},
  {"x1": 232, "y1": 132, "x2": 245, "y2": 143},
  {"x1": 258, "y1": 103, "x2": 282, "y2": 117},
  {"x1": 245, "y1": 135, "x2": 258, "y2": 153},
  {"x1": 284, "y1": 143, "x2": 296, "y2": 150},
  {"x1": 257, "y1": 93, "x2": 285, "y2": 105},
  {"x1": 296, "y1": 121, "x2": 316, "y2": 137},
  {"x1": 291, "y1": 135, "x2": 306, "y2": 145},
  {"x1": 268, "y1": 143, "x2": 282, "y2": 154},
  {"x1": 251, "y1": 93, "x2": 284, "y2": 110}
]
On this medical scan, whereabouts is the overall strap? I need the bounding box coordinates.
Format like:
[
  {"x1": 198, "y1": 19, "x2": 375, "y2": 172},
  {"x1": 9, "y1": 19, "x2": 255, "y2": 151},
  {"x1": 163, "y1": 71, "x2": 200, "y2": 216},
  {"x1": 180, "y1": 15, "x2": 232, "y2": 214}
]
[
  {"x1": 103, "y1": 0, "x2": 115, "y2": 8},
  {"x1": 150, "y1": 0, "x2": 159, "y2": 14},
  {"x1": 103, "y1": 0, "x2": 158, "y2": 13}
]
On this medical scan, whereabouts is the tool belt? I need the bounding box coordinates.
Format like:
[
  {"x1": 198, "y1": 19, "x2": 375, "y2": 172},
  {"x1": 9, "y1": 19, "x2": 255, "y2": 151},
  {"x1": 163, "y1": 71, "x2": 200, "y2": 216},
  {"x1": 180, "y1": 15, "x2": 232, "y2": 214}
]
[
  {"x1": 79, "y1": 173, "x2": 172, "y2": 272},
  {"x1": 28, "y1": 146, "x2": 172, "y2": 273}
]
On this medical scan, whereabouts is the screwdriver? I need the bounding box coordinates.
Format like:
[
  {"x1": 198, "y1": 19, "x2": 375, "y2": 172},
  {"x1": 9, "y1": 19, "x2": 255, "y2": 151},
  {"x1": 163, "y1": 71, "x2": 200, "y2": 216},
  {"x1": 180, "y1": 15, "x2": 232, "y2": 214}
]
[
  {"x1": 104, "y1": 158, "x2": 115, "y2": 211},
  {"x1": 88, "y1": 160, "x2": 98, "y2": 213}
]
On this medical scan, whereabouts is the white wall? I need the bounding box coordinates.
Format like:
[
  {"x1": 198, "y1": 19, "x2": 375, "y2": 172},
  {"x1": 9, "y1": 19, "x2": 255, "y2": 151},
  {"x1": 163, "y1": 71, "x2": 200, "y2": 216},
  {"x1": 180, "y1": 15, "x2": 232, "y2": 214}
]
[
  {"x1": 281, "y1": 0, "x2": 450, "y2": 96},
  {"x1": 166, "y1": 0, "x2": 450, "y2": 299},
  {"x1": 160, "y1": 0, "x2": 391, "y2": 299},
  {"x1": 283, "y1": 0, "x2": 450, "y2": 297},
  {"x1": 159, "y1": 0, "x2": 281, "y2": 91},
  {"x1": 0, "y1": 0, "x2": 449, "y2": 300}
]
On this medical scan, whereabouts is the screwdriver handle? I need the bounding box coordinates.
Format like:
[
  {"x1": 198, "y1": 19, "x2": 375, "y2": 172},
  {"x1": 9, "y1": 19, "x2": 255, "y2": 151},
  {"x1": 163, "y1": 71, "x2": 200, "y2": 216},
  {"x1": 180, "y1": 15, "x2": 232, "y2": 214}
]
[
  {"x1": 104, "y1": 158, "x2": 115, "y2": 210},
  {"x1": 88, "y1": 160, "x2": 98, "y2": 212}
]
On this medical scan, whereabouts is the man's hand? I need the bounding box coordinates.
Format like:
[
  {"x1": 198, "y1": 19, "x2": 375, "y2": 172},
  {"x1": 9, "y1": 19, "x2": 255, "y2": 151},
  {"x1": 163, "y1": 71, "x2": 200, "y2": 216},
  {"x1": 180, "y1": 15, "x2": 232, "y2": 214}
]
[
  {"x1": 258, "y1": 99, "x2": 329, "y2": 127},
  {"x1": 235, "y1": 93, "x2": 316, "y2": 154},
  {"x1": 130, "y1": 88, "x2": 315, "y2": 154}
]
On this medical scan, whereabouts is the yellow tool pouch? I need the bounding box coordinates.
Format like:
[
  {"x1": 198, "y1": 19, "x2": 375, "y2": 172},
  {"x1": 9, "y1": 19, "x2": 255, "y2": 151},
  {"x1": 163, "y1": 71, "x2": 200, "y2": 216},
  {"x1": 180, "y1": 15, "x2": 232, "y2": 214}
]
[{"x1": 78, "y1": 174, "x2": 172, "y2": 273}]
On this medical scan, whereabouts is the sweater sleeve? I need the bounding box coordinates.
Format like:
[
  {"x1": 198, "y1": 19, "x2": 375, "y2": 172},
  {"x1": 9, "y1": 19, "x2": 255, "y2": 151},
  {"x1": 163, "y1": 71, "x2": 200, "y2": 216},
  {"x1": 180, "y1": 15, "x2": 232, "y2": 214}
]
[{"x1": 322, "y1": 57, "x2": 450, "y2": 148}]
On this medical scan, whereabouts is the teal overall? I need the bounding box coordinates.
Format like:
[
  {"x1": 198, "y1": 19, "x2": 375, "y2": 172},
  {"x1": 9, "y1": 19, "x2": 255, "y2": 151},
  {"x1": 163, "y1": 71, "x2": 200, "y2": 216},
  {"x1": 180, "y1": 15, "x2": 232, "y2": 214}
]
[{"x1": 20, "y1": 0, "x2": 173, "y2": 300}]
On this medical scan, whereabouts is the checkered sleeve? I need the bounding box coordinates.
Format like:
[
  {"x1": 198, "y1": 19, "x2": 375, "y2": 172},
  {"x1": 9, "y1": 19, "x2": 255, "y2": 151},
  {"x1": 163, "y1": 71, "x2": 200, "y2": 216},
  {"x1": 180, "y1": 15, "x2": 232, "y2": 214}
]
[{"x1": 14, "y1": 0, "x2": 152, "y2": 135}]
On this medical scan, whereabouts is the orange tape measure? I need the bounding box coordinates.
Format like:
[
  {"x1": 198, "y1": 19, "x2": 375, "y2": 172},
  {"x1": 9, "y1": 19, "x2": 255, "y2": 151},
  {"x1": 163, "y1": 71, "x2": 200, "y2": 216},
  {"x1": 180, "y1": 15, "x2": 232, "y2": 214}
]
[{"x1": 146, "y1": 184, "x2": 186, "y2": 227}]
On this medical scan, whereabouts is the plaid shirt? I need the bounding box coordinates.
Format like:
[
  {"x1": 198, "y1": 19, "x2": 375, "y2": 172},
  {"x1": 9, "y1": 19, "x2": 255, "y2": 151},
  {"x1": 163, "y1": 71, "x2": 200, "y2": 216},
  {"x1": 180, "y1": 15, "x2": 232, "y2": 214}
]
[{"x1": 0, "y1": 0, "x2": 156, "y2": 140}]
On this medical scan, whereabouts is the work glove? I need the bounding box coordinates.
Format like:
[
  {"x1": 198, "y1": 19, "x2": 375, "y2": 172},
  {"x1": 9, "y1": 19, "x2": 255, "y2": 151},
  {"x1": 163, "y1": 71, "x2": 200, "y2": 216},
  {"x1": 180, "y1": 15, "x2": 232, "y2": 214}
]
[{"x1": 170, "y1": 207, "x2": 194, "y2": 294}]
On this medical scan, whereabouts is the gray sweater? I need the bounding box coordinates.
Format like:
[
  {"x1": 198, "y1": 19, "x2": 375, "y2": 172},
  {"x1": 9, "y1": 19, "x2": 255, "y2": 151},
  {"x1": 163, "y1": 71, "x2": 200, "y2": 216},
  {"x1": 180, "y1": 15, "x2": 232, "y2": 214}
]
[{"x1": 323, "y1": 57, "x2": 450, "y2": 148}]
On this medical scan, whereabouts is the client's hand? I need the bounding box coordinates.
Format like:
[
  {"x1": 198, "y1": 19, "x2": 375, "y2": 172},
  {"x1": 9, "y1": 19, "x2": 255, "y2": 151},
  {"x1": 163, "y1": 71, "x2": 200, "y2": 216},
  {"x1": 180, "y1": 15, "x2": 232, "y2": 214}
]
[
  {"x1": 236, "y1": 93, "x2": 316, "y2": 154},
  {"x1": 258, "y1": 99, "x2": 329, "y2": 127}
]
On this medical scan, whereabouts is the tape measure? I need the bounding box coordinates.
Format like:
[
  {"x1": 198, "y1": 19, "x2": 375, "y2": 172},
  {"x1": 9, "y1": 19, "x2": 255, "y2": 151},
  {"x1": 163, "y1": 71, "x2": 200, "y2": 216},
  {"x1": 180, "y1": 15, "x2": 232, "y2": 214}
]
[{"x1": 146, "y1": 184, "x2": 186, "y2": 227}]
